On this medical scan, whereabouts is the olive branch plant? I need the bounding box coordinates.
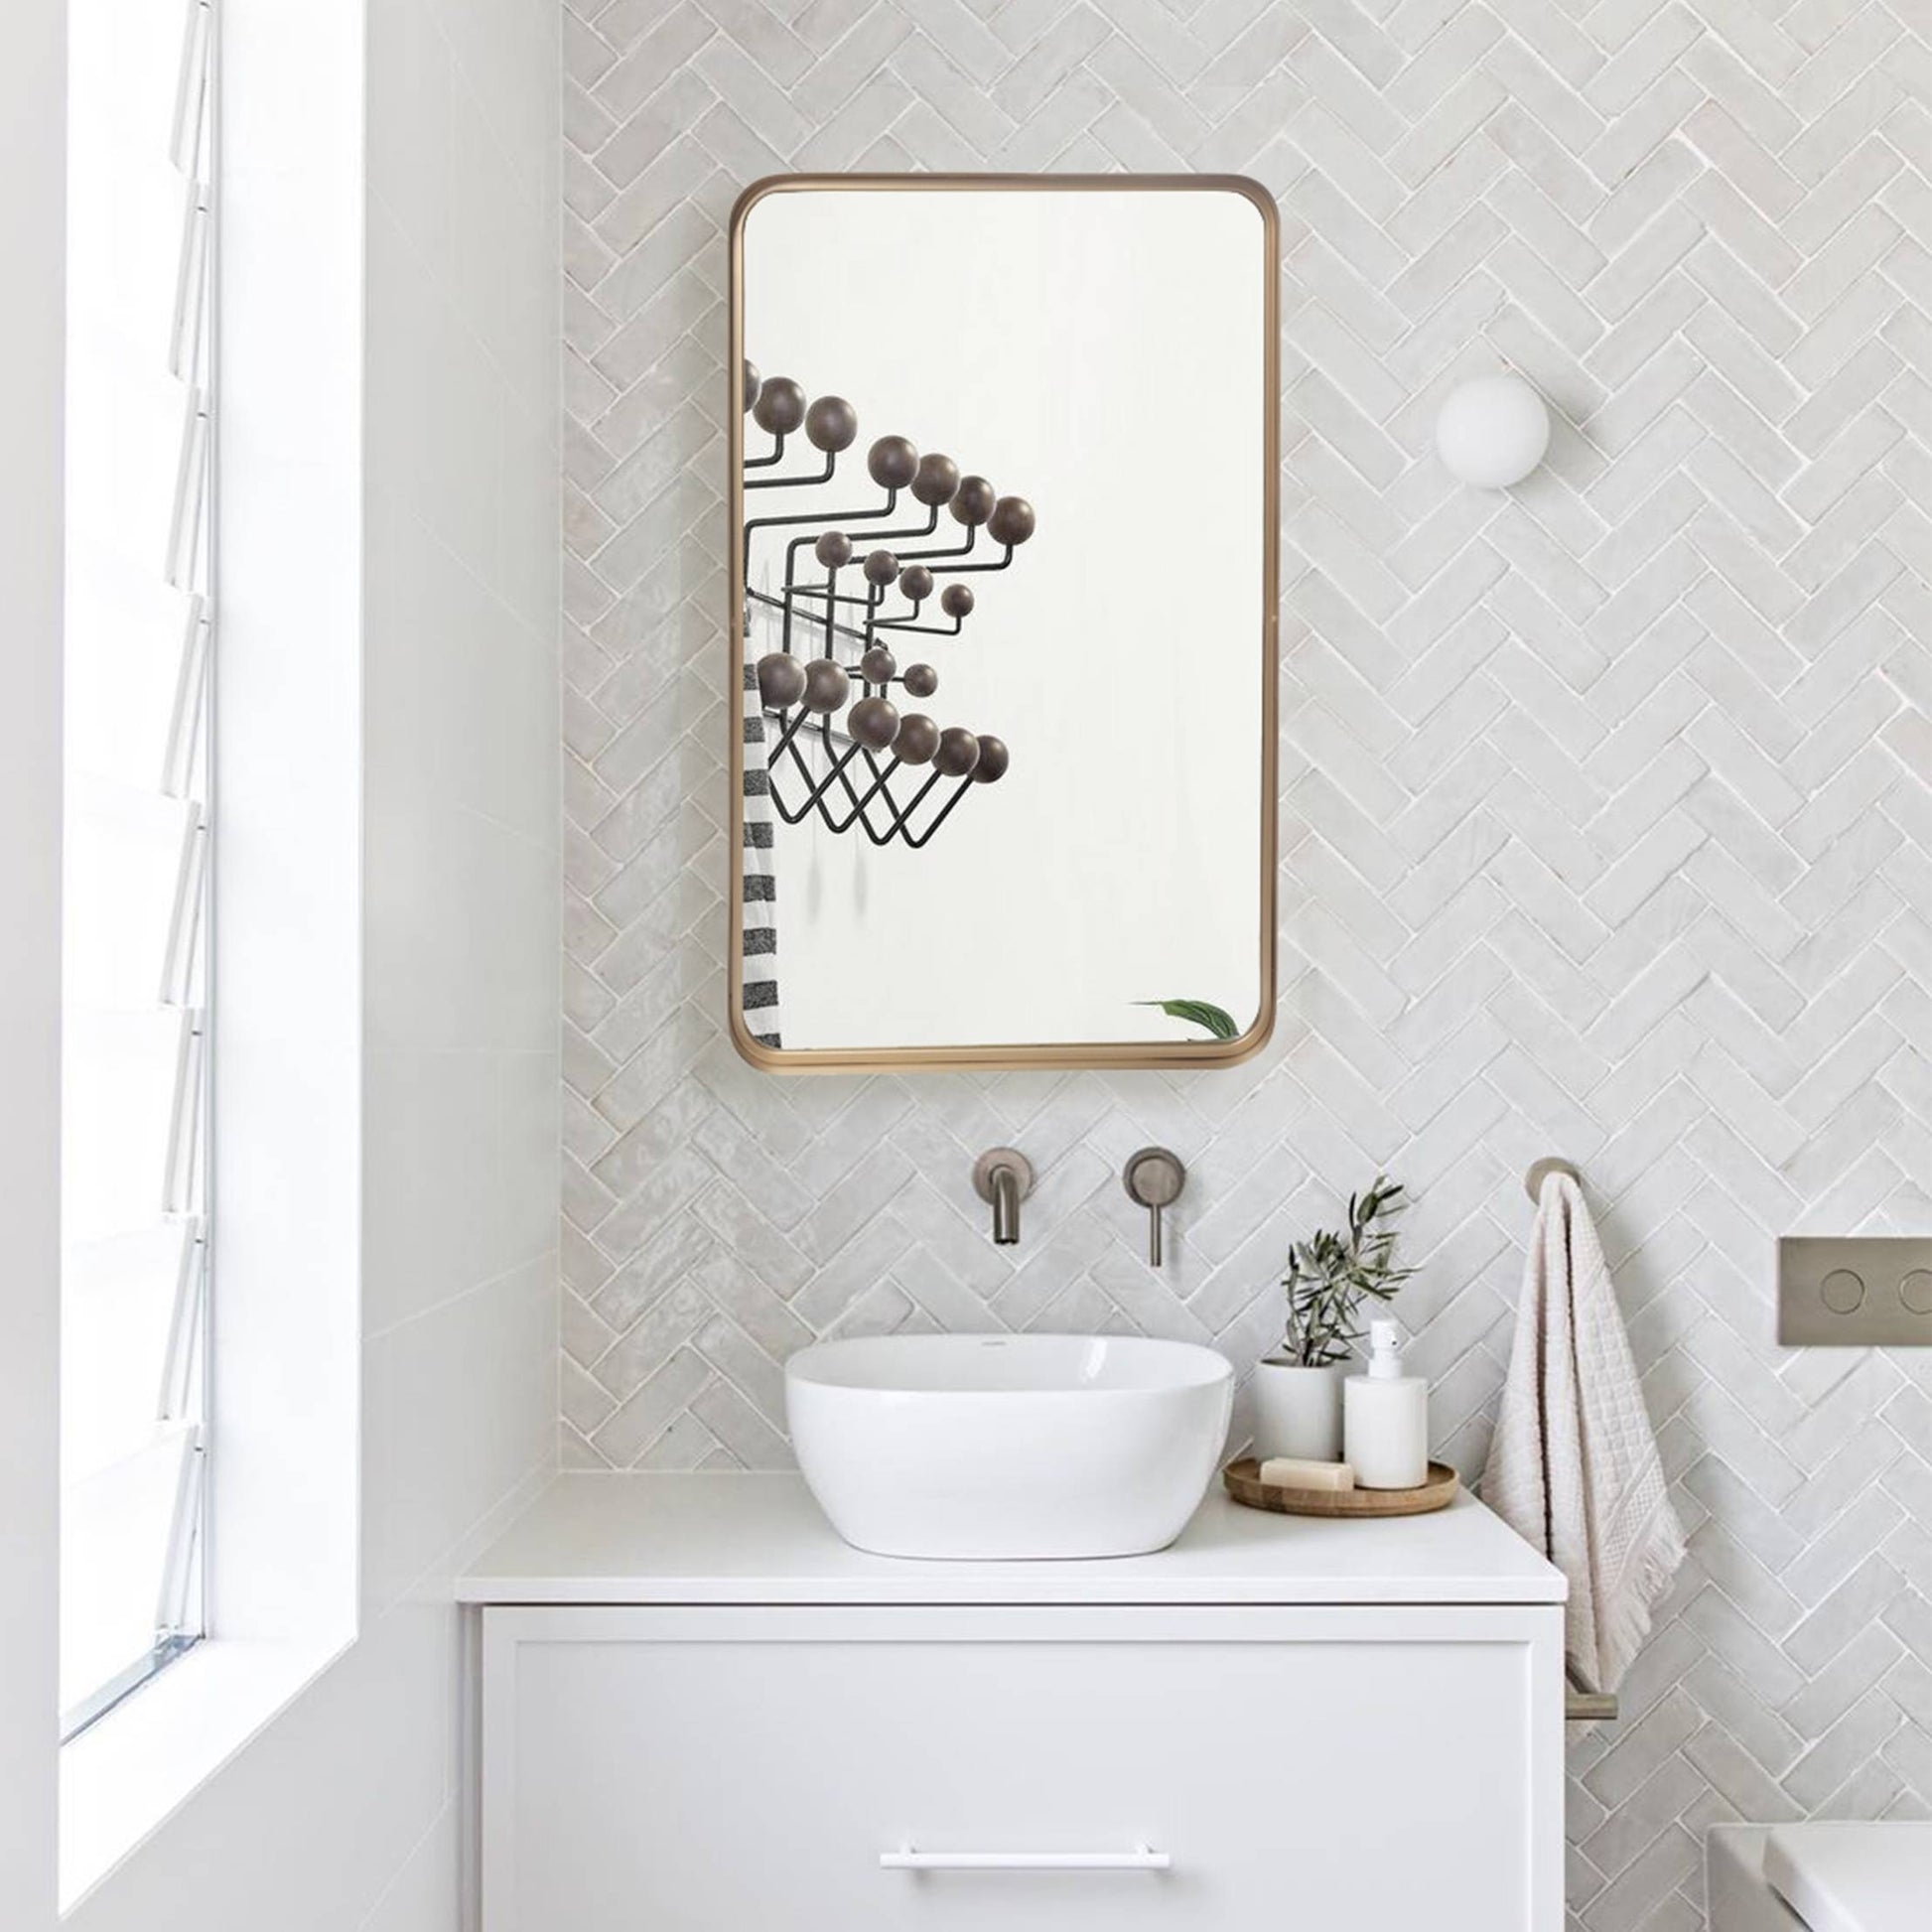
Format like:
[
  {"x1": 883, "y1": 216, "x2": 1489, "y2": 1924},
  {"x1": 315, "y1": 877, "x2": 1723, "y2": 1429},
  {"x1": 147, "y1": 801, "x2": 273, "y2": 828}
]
[{"x1": 1275, "y1": 1175, "x2": 1416, "y2": 1367}]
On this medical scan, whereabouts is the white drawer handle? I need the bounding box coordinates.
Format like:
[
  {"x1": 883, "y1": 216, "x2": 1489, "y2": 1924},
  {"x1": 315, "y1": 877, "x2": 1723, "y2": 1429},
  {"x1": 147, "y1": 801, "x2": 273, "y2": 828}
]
[{"x1": 881, "y1": 1845, "x2": 1171, "y2": 1871}]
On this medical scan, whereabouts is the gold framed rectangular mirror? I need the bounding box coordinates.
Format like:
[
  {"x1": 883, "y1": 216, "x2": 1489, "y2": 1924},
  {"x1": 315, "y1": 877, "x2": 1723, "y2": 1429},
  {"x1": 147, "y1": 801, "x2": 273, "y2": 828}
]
[{"x1": 728, "y1": 174, "x2": 1278, "y2": 1072}]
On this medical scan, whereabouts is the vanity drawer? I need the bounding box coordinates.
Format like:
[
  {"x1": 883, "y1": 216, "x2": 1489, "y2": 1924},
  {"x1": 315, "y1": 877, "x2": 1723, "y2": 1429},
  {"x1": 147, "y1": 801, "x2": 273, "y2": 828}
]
[{"x1": 481, "y1": 1604, "x2": 1562, "y2": 1932}]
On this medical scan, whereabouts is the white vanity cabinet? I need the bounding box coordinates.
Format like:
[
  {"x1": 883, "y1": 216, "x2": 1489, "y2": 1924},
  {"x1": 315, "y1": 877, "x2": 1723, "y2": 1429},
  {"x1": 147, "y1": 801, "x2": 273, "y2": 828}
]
[{"x1": 464, "y1": 1476, "x2": 1567, "y2": 1932}]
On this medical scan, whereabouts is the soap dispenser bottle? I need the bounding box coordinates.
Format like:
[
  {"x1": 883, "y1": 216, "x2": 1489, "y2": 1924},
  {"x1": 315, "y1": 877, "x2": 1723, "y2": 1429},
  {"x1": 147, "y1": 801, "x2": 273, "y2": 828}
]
[{"x1": 1343, "y1": 1319, "x2": 1429, "y2": 1489}]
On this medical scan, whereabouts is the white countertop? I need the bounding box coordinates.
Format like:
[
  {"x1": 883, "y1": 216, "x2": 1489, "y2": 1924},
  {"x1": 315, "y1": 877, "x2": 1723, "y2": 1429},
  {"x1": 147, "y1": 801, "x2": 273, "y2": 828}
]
[{"x1": 456, "y1": 1473, "x2": 1566, "y2": 1606}]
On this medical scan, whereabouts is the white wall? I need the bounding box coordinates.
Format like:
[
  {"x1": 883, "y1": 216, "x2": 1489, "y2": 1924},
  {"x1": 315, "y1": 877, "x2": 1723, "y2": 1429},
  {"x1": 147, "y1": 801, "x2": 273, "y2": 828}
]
[
  {"x1": 0, "y1": 1, "x2": 67, "y2": 1924},
  {"x1": 355, "y1": 0, "x2": 562, "y2": 1902},
  {"x1": 559, "y1": 8, "x2": 1930, "y2": 1927},
  {"x1": 62, "y1": 0, "x2": 561, "y2": 1926}
]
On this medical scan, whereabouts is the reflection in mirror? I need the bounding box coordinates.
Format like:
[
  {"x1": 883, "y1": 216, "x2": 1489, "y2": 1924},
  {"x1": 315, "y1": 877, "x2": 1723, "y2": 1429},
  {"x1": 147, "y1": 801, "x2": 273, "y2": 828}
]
[{"x1": 730, "y1": 177, "x2": 1277, "y2": 1070}]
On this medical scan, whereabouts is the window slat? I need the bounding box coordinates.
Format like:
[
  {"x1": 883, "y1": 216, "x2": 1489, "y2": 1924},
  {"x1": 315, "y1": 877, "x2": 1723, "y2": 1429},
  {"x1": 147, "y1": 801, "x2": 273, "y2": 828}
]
[
  {"x1": 169, "y1": 181, "x2": 208, "y2": 383},
  {"x1": 155, "y1": 1430, "x2": 207, "y2": 1639},
  {"x1": 161, "y1": 595, "x2": 209, "y2": 799},
  {"x1": 69, "y1": 361, "x2": 191, "y2": 580},
  {"x1": 65, "y1": 568, "x2": 199, "y2": 793},
  {"x1": 161, "y1": 816, "x2": 207, "y2": 1007},
  {"x1": 60, "y1": 1422, "x2": 197, "y2": 1716},
  {"x1": 169, "y1": 0, "x2": 211, "y2": 180},
  {"x1": 62, "y1": 1223, "x2": 197, "y2": 1482},
  {"x1": 62, "y1": 1007, "x2": 193, "y2": 1245},
  {"x1": 164, "y1": 384, "x2": 208, "y2": 591},
  {"x1": 157, "y1": 1220, "x2": 207, "y2": 1421},
  {"x1": 163, "y1": 1013, "x2": 206, "y2": 1216},
  {"x1": 64, "y1": 776, "x2": 198, "y2": 1007}
]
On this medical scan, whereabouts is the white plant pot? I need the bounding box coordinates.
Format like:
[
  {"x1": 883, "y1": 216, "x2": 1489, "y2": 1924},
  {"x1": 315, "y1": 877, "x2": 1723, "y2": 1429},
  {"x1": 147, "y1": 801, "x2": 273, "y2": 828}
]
[{"x1": 1251, "y1": 1360, "x2": 1344, "y2": 1462}]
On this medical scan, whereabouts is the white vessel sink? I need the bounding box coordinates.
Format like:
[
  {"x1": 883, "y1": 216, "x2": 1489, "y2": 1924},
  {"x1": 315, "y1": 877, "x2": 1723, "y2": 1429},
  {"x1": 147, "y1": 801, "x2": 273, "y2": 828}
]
[{"x1": 786, "y1": 1334, "x2": 1234, "y2": 1560}]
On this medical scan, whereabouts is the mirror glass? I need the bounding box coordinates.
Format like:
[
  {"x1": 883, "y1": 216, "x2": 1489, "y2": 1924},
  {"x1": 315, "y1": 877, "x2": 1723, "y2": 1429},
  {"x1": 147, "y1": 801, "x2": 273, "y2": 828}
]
[{"x1": 731, "y1": 178, "x2": 1276, "y2": 1069}]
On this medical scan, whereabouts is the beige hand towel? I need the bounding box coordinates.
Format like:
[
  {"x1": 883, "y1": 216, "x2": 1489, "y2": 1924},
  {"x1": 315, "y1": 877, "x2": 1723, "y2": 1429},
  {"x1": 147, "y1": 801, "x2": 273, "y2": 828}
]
[{"x1": 1481, "y1": 1173, "x2": 1686, "y2": 1695}]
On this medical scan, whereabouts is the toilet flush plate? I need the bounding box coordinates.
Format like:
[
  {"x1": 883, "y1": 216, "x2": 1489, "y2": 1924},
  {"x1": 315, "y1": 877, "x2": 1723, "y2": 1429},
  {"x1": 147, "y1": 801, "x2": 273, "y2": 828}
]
[{"x1": 1778, "y1": 1236, "x2": 1932, "y2": 1346}]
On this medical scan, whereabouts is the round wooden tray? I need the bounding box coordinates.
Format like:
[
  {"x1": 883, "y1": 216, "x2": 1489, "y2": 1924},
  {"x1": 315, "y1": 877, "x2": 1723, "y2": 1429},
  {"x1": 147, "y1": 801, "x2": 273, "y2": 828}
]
[{"x1": 1223, "y1": 1457, "x2": 1459, "y2": 1518}]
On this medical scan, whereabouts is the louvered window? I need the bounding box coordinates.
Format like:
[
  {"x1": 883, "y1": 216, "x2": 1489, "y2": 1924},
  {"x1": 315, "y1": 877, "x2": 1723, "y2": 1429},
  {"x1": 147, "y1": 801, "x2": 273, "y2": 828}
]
[{"x1": 62, "y1": 0, "x2": 215, "y2": 1740}]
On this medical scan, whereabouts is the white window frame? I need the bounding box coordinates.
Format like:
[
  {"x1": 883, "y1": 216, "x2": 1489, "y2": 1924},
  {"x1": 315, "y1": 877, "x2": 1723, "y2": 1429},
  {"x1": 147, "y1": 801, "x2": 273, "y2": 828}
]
[
  {"x1": 59, "y1": 0, "x2": 363, "y2": 1904},
  {"x1": 59, "y1": 0, "x2": 219, "y2": 1747}
]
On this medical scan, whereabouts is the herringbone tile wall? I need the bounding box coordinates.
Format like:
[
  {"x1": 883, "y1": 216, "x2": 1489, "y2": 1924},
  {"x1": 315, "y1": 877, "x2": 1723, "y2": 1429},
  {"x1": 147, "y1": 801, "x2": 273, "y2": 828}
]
[{"x1": 555, "y1": 2, "x2": 1929, "y2": 1924}]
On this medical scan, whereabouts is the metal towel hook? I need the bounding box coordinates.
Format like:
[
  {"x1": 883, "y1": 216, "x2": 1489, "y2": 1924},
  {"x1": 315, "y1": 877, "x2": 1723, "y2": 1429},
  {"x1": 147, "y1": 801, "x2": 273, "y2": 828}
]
[{"x1": 1523, "y1": 1157, "x2": 1581, "y2": 1201}]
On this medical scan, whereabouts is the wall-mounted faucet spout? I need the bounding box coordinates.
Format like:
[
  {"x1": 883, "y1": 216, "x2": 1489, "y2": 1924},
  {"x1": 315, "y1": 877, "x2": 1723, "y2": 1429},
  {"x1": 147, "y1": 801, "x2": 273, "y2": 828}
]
[
  {"x1": 991, "y1": 1165, "x2": 1022, "y2": 1244},
  {"x1": 972, "y1": 1148, "x2": 1035, "y2": 1246}
]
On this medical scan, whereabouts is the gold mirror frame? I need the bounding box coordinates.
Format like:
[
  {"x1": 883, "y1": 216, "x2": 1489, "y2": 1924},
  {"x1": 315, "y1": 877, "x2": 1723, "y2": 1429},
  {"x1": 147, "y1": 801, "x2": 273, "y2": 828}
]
[{"x1": 727, "y1": 173, "x2": 1279, "y2": 1073}]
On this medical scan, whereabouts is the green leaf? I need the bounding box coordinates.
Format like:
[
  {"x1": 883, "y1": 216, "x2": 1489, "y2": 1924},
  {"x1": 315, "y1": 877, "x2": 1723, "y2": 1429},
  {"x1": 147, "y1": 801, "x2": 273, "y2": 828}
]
[
  {"x1": 1136, "y1": 998, "x2": 1239, "y2": 1041},
  {"x1": 1276, "y1": 1172, "x2": 1415, "y2": 1366}
]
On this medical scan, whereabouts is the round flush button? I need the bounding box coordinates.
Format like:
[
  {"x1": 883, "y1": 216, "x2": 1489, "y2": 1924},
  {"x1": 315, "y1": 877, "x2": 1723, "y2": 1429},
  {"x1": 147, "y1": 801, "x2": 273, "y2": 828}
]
[
  {"x1": 1821, "y1": 1269, "x2": 1865, "y2": 1313},
  {"x1": 1901, "y1": 1269, "x2": 1932, "y2": 1315}
]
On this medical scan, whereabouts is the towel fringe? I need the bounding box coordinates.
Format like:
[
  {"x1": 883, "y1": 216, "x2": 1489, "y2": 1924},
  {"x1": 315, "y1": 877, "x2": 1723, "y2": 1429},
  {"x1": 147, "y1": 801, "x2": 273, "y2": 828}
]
[{"x1": 1578, "y1": 1515, "x2": 1688, "y2": 1697}]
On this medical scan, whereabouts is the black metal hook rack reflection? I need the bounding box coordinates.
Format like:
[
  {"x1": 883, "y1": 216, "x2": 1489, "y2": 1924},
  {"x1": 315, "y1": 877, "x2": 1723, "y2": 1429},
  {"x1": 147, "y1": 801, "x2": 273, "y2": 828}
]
[{"x1": 740, "y1": 360, "x2": 1035, "y2": 848}]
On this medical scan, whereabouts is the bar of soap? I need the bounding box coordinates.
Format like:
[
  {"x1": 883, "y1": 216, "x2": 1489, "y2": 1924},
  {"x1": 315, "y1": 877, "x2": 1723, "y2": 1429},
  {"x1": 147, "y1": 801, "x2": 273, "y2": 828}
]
[{"x1": 1259, "y1": 1456, "x2": 1354, "y2": 1492}]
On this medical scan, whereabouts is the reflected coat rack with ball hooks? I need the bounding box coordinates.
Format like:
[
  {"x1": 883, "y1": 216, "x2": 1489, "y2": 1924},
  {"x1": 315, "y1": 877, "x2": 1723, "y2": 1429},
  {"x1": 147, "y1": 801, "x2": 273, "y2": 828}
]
[{"x1": 741, "y1": 360, "x2": 1031, "y2": 847}]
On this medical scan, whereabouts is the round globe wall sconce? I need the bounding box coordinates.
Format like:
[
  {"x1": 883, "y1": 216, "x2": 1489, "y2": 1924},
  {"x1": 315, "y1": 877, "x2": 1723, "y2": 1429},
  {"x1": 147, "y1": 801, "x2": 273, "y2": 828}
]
[{"x1": 1435, "y1": 374, "x2": 1551, "y2": 488}]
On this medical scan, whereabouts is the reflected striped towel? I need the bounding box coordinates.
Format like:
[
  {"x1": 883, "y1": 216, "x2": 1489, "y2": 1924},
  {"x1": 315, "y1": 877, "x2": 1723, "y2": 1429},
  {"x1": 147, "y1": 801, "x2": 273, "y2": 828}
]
[
  {"x1": 741, "y1": 660, "x2": 781, "y2": 1048},
  {"x1": 1482, "y1": 1173, "x2": 1686, "y2": 1695}
]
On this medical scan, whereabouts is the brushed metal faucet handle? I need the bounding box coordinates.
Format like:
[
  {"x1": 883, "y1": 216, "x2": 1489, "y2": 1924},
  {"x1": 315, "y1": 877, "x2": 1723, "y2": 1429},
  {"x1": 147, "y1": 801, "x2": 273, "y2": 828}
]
[{"x1": 1122, "y1": 1148, "x2": 1185, "y2": 1267}]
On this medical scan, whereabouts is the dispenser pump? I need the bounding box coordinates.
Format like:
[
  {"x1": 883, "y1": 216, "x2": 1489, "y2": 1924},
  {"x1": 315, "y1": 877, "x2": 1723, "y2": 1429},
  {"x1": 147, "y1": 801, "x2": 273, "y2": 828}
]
[{"x1": 1366, "y1": 1318, "x2": 1406, "y2": 1381}]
